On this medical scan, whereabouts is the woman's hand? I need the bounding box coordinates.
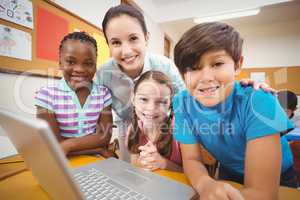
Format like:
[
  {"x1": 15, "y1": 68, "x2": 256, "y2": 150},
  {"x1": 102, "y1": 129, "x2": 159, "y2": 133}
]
[
  {"x1": 239, "y1": 78, "x2": 276, "y2": 93},
  {"x1": 138, "y1": 141, "x2": 167, "y2": 171},
  {"x1": 196, "y1": 176, "x2": 244, "y2": 200}
]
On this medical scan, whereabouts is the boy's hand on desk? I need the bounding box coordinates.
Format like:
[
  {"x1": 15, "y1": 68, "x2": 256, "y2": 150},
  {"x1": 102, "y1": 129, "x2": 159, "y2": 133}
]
[
  {"x1": 138, "y1": 141, "x2": 167, "y2": 171},
  {"x1": 196, "y1": 176, "x2": 244, "y2": 200}
]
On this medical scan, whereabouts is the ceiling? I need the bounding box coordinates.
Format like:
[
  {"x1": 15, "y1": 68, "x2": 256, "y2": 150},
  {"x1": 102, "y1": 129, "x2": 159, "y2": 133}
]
[{"x1": 132, "y1": 0, "x2": 300, "y2": 41}]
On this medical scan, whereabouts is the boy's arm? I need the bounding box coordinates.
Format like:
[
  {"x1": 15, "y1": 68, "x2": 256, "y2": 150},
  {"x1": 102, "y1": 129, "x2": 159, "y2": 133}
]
[
  {"x1": 181, "y1": 143, "x2": 244, "y2": 200},
  {"x1": 242, "y1": 134, "x2": 281, "y2": 200},
  {"x1": 241, "y1": 88, "x2": 293, "y2": 199},
  {"x1": 60, "y1": 106, "x2": 113, "y2": 155},
  {"x1": 181, "y1": 143, "x2": 212, "y2": 192}
]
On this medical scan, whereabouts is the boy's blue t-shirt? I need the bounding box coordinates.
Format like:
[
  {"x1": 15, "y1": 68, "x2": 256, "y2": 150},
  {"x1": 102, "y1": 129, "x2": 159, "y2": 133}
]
[{"x1": 173, "y1": 81, "x2": 294, "y2": 174}]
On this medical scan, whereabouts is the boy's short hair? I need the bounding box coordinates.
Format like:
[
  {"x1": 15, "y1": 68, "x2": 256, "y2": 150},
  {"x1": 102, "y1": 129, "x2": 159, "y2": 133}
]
[
  {"x1": 174, "y1": 22, "x2": 243, "y2": 74},
  {"x1": 277, "y1": 90, "x2": 298, "y2": 111}
]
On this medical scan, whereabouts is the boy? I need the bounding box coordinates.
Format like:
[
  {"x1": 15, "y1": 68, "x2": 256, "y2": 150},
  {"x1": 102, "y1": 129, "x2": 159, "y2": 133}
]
[
  {"x1": 277, "y1": 90, "x2": 300, "y2": 183},
  {"x1": 173, "y1": 22, "x2": 298, "y2": 200},
  {"x1": 277, "y1": 90, "x2": 298, "y2": 122}
]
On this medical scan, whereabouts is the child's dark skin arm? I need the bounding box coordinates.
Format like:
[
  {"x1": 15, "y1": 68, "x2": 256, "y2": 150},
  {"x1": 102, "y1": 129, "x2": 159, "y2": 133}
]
[
  {"x1": 242, "y1": 134, "x2": 281, "y2": 200},
  {"x1": 36, "y1": 105, "x2": 113, "y2": 155},
  {"x1": 36, "y1": 106, "x2": 63, "y2": 141},
  {"x1": 181, "y1": 143, "x2": 244, "y2": 200}
]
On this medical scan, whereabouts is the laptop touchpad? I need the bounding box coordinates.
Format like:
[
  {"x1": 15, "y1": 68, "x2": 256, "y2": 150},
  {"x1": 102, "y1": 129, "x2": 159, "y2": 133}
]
[{"x1": 118, "y1": 169, "x2": 149, "y2": 185}]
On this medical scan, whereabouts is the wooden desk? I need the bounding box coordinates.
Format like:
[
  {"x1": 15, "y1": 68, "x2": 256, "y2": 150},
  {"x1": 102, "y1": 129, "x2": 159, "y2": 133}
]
[
  {"x1": 0, "y1": 155, "x2": 299, "y2": 199},
  {"x1": 0, "y1": 155, "x2": 102, "y2": 200}
]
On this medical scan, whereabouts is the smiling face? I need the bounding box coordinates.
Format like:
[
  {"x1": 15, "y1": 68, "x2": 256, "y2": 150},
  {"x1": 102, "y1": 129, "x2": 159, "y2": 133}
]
[
  {"x1": 105, "y1": 14, "x2": 149, "y2": 78},
  {"x1": 183, "y1": 50, "x2": 242, "y2": 107},
  {"x1": 59, "y1": 40, "x2": 96, "y2": 91},
  {"x1": 133, "y1": 79, "x2": 172, "y2": 127}
]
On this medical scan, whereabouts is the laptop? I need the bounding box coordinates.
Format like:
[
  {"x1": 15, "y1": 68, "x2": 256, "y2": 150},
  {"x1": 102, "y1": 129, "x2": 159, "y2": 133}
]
[{"x1": 0, "y1": 109, "x2": 196, "y2": 200}]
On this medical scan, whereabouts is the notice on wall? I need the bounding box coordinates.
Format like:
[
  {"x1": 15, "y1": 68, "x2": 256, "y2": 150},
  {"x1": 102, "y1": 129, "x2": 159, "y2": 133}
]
[
  {"x1": 0, "y1": 24, "x2": 32, "y2": 60},
  {"x1": 250, "y1": 72, "x2": 266, "y2": 83},
  {"x1": 36, "y1": 6, "x2": 68, "y2": 62},
  {"x1": 0, "y1": 0, "x2": 33, "y2": 29}
]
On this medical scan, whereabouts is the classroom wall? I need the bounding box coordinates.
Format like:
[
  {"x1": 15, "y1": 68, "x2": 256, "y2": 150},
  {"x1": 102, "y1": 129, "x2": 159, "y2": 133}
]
[
  {"x1": 144, "y1": 13, "x2": 164, "y2": 55},
  {"x1": 235, "y1": 19, "x2": 300, "y2": 94},
  {"x1": 240, "y1": 19, "x2": 300, "y2": 68},
  {"x1": 166, "y1": 18, "x2": 300, "y2": 69},
  {"x1": 52, "y1": 0, "x2": 164, "y2": 55},
  {"x1": 50, "y1": 0, "x2": 120, "y2": 28},
  {"x1": 0, "y1": 73, "x2": 50, "y2": 116},
  {"x1": 0, "y1": 72, "x2": 59, "y2": 136}
]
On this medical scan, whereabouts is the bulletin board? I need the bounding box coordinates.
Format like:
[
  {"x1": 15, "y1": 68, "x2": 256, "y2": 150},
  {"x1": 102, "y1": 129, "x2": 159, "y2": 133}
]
[
  {"x1": 236, "y1": 66, "x2": 300, "y2": 95},
  {"x1": 0, "y1": 0, "x2": 110, "y2": 78}
]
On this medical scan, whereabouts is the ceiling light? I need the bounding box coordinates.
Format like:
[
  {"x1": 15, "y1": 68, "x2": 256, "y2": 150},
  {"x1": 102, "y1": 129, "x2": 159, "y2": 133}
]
[{"x1": 193, "y1": 8, "x2": 261, "y2": 24}]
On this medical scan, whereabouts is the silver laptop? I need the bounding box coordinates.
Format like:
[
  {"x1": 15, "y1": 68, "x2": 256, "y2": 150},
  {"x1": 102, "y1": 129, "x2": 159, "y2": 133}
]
[{"x1": 0, "y1": 109, "x2": 196, "y2": 200}]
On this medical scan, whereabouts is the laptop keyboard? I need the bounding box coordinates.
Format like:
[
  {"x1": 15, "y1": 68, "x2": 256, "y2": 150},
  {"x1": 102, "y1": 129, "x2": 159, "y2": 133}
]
[{"x1": 74, "y1": 168, "x2": 150, "y2": 200}]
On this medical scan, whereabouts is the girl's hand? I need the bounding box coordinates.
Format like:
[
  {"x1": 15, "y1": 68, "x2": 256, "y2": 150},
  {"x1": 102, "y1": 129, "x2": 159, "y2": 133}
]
[
  {"x1": 138, "y1": 141, "x2": 167, "y2": 171},
  {"x1": 196, "y1": 176, "x2": 244, "y2": 200},
  {"x1": 239, "y1": 78, "x2": 276, "y2": 93}
]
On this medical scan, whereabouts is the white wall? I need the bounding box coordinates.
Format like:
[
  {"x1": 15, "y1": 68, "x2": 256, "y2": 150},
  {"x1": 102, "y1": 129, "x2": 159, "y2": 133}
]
[
  {"x1": 0, "y1": 73, "x2": 57, "y2": 117},
  {"x1": 133, "y1": 0, "x2": 290, "y2": 23},
  {"x1": 0, "y1": 73, "x2": 58, "y2": 135},
  {"x1": 51, "y1": 0, "x2": 120, "y2": 28},
  {"x1": 144, "y1": 12, "x2": 164, "y2": 55},
  {"x1": 239, "y1": 19, "x2": 300, "y2": 68}
]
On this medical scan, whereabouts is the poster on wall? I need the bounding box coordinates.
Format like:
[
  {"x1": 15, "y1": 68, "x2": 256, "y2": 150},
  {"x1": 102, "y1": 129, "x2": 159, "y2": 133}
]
[
  {"x1": 250, "y1": 72, "x2": 266, "y2": 83},
  {"x1": 0, "y1": 0, "x2": 33, "y2": 29},
  {"x1": 0, "y1": 24, "x2": 32, "y2": 60},
  {"x1": 36, "y1": 6, "x2": 68, "y2": 62}
]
